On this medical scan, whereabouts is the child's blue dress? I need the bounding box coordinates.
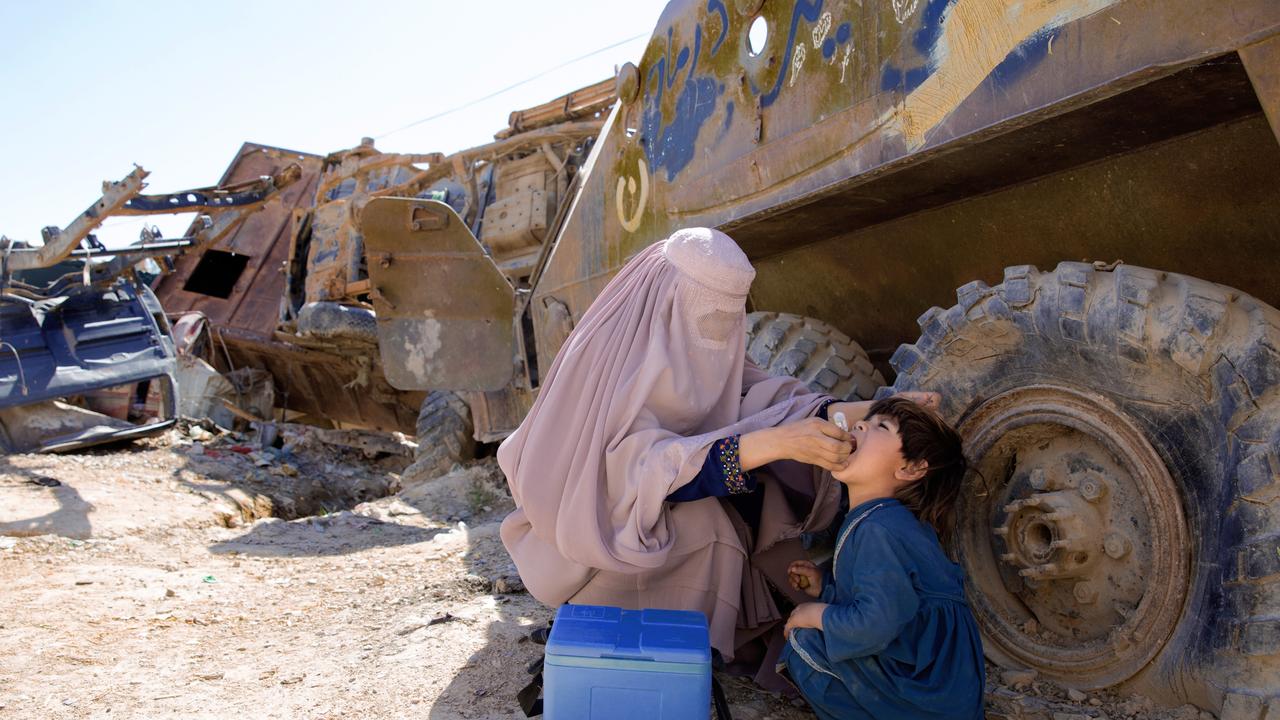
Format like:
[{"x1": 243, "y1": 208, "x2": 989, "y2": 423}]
[{"x1": 778, "y1": 497, "x2": 986, "y2": 720}]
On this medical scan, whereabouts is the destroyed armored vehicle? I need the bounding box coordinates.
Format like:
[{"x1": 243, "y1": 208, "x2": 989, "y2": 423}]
[
  {"x1": 359, "y1": 0, "x2": 1280, "y2": 715},
  {"x1": 0, "y1": 166, "x2": 298, "y2": 452},
  {"x1": 152, "y1": 80, "x2": 615, "y2": 475}
]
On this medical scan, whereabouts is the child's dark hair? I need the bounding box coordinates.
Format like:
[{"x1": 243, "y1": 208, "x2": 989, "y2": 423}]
[{"x1": 866, "y1": 396, "x2": 968, "y2": 536}]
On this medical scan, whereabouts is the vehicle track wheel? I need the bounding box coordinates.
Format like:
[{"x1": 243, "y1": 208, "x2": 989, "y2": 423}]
[
  {"x1": 745, "y1": 312, "x2": 885, "y2": 401},
  {"x1": 296, "y1": 301, "x2": 377, "y2": 344},
  {"x1": 885, "y1": 262, "x2": 1280, "y2": 715},
  {"x1": 404, "y1": 391, "x2": 475, "y2": 485}
]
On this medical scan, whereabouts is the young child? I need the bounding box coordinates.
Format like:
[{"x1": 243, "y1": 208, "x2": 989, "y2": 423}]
[{"x1": 778, "y1": 396, "x2": 985, "y2": 720}]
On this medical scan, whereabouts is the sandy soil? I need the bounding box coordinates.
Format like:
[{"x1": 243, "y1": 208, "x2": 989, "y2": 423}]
[{"x1": 0, "y1": 426, "x2": 1218, "y2": 719}]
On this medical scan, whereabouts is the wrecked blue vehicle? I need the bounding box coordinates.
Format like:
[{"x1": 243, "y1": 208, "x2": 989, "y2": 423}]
[{"x1": 0, "y1": 165, "x2": 299, "y2": 452}]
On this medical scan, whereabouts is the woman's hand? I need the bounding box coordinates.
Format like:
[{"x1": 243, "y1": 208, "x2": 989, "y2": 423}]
[
  {"x1": 783, "y1": 602, "x2": 828, "y2": 639},
  {"x1": 788, "y1": 560, "x2": 823, "y2": 598},
  {"x1": 739, "y1": 418, "x2": 853, "y2": 472}
]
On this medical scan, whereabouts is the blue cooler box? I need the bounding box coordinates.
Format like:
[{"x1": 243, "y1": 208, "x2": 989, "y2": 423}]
[{"x1": 543, "y1": 604, "x2": 712, "y2": 719}]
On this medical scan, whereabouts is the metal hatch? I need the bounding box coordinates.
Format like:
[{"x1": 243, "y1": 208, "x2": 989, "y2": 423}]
[{"x1": 361, "y1": 197, "x2": 516, "y2": 391}]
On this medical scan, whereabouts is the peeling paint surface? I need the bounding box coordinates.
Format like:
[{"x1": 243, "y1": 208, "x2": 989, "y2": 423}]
[
  {"x1": 399, "y1": 313, "x2": 444, "y2": 385},
  {"x1": 887, "y1": 0, "x2": 1121, "y2": 148}
]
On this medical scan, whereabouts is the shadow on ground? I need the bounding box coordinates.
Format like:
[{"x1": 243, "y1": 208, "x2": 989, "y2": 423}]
[
  {"x1": 0, "y1": 455, "x2": 94, "y2": 539},
  {"x1": 207, "y1": 511, "x2": 448, "y2": 557}
]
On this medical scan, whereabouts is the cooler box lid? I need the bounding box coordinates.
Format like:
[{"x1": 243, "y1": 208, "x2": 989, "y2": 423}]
[{"x1": 546, "y1": 605, "x2": 711, "y2": 665}]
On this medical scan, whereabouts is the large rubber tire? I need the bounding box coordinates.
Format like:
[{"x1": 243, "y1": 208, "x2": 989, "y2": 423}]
[
  {"x1": 745, "y1": 312, "x2": 885, "y2": 401},
  {"x1": 886, "y1": 262, "x2": 1280, "y2": 716},
  {"x1": 296, "y1": 301, "x2": 377, "y2": 344},
  {"x1": 404, "y1": 391, "x2": 476, "y2": 484}
]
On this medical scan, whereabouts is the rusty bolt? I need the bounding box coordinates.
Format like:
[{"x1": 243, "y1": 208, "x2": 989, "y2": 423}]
[
  {"x1": 1020, "y1": 563, "x2": 1060, "y2": 579},
  {"x1": 1073, "y1": 582, "x2": 1098, "y2": 604},
  {"x1": 616, "y1": 62, "x2": 641, "y2": 105},
  {"x1": 1103, "y1": 532, "x2": 1131, "y2": 559},
  {"x1": 1078, "y1": 475, "x2": 1108, "y2": 502},
  {"x1": 1029, "y1": 468, "x2": 1048, "y2": 490},
  {"x1": 1111, "y1": 630, "x2": 1133, "y2": 652}
]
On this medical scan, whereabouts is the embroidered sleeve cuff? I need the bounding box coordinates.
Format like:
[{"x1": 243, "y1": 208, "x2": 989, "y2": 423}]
[
  {"x1": 714, "y1": 434, "x2": 752, "y2": 495},
  {"x1": 815, "y1": 398, "x2": 839, "y2": 421}
]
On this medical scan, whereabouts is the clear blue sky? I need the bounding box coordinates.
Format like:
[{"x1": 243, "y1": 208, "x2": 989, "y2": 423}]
[{"x1": 0, "y1": 0, "x2": 669, "y2": 248}]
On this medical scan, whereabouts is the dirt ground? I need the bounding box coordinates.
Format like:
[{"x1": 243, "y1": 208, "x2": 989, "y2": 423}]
[{"x1": 0, "y1": 425, "x2": 1218, "y2": 719}]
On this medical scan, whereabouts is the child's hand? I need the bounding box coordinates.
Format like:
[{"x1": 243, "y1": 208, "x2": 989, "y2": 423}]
[
  {"x1": 783, "y1": 602, "x2": 828, "y2": 639},
  {"x1": 787, "y1": 560, "x2": 823, "y2": 598}
]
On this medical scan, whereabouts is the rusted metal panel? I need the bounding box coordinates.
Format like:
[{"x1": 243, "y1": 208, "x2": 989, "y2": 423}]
[
  {"x1": 153, "y1": 143, "x2": 323, "y2": 339},
  {"x1": 212, "y1": 327, "x2": 423, "y2": 434},
  {"x1": 361, "y1": 199, "x2": 517, "y2": 392},
  {"x1": 461, "y1": 387, "x2": 537, "y2": 443},
  {"x1": 303, "y1": 140, "x2": 444, "y2": 306},
  {"x1": 533, "y1": 0, "x2": 1280, "y2": 370},
  {"x1": 148, "y1": 143, "x2": 436, "y2": 432},
  {"x1": 1241, "y1": 33, "x2": 1280, "y2": 144}
]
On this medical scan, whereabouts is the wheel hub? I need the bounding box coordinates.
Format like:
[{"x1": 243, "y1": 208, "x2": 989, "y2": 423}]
[{"x1": 956, "y1": 385, "x2": 1190, "y2": 688}]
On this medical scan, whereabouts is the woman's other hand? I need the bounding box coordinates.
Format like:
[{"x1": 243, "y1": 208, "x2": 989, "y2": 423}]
[
  {"x1": 788, "y1": 560, "x2": 823, "y2": 598},
  {"x1": 740, "y1": 418, "x2": 852, "y2": 472}
]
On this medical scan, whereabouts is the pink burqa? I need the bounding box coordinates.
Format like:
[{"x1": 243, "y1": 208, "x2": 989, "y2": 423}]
[{"x1": 498, "y1": 228, "x2": 839, "y2": 658}]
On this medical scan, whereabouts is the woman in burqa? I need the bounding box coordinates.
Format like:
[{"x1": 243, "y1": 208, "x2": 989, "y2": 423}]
[{"x1": 498, "y1": 227, "x2": 922, "y2": 680}]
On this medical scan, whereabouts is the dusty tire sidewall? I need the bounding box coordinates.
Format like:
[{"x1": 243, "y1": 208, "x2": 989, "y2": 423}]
[{"x1": 891, "y1": 264, "x2": 1277, "y2": 708}]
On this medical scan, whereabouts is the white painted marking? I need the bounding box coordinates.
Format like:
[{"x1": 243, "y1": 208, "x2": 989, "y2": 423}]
[
  {"x1": 790, "y1": 43, "x2": 806, "y2": 87},
  {"x1": 615, "y1": 157, "x2": 649, "y2": 233},
  {"x1": 812, "y1": 12, "x2": 832, "y2": 48},
  {"x1": 893, "y1": 0, "x2": 920, "y2": 24}
]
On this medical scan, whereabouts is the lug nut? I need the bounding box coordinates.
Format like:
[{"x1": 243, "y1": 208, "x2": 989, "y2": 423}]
[
  {"x1": 1078, "y1": 475, "x2": 1108, "y2": 502},
  {"x1": 1073, "y1": 582, "x2": 1098, "y2": 604},
  {"x1": 1104, "y1": 532, "x2": 1131, "y2": 559}
]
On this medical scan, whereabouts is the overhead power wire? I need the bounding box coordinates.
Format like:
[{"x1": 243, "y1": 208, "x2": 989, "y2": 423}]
[{"x1": 374, "y1": 32, "x2": 647, "y2": 140}]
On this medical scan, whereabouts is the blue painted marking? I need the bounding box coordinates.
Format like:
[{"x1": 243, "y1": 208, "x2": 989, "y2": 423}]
[
  {"x1": 707, "y1": 0, "x2": 729, "y2": 56},
  {"x1": 880, "y1": 0, "x2": 1056, "y2": 97},
  {"x1": 989, "y1": 32, "x2": 1052, "y2": 86},
  {"x1": 877, "y1": 0, "x2": 950, "y2": 94},
  {"x1": 822, "y1": 37, "x2": 836, "y2": 60},
  {"x1": 880, "y1": 65, "x2": 929, "y2": 92},
  {"x1": 723, "y1": 100, "x2": 735, "y2": 132},
  {"x1": 835, "y1": 21, "x2": 851, "y2": 44},
  {"x1": 642, "y1": 20, "x2": 722, "y2": 181},
  {"x1": 913, "y1": 0, "x2": 950, "y2": 55},
  {"x1": 759, "y1": 0, "x2": 826, "y2": 108}
]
